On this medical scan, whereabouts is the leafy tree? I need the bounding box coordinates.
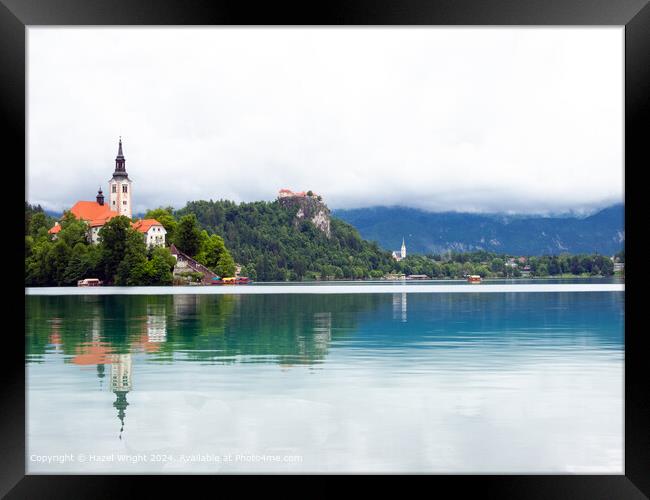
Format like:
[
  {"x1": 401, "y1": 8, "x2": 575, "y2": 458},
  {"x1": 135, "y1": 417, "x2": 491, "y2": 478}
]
[
  {"x1": 148, "y1": 247, "x2": 175, "y2": 285},
  {"x1": 490, "y1": 258, "x2": 505, "y2": 275},
  {"x1": 62, "y1": 243, "x2": 90, "y2": 285},
  {"x1": 175, "y1": 214, "x2": 202, "y2": 257},
  {"x1": 58, "y1": 212, "x2": 89, "y2": 247},
  {"x1": 216, "y1": 251, "x2": 236, "y2": 278},
  {"x1": 25, "y1": 238, "x2": 52, "y2": 285},
  {"x1": 25, "y1": 203, "x2": 55, "y2": 237},
  {"x1": 47, "y1": 240, "x2": 72, "y2": 286},
  {"x1": 99, "y1": 216, "x2": 133, "y2": 283},
  {"x1": 115, "y1": 230, "x2": 149, "y2": 285}
]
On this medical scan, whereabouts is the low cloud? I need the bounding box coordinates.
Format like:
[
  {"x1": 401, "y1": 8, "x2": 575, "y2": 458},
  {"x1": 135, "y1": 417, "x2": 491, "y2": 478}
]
[{"x1": 28, "y1": 27, "x2": 623, "y2": 214}]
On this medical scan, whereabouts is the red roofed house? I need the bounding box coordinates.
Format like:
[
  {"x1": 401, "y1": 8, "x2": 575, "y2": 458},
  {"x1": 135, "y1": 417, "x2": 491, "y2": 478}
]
[
  {"x1": 48, "y1": 138, "x2": 165, "y2": 247},
  {"x1": 48, "y1": 188, "x2": 121, "y2": 244},
  {"x1": 132, "y1": 219, "x2": 167, "y2": 248}
]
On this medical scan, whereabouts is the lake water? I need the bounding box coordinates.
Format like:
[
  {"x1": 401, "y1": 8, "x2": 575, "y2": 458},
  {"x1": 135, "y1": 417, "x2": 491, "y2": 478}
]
[{"x1": 26, "y1": 287, "x2": 624, "y2": 473}]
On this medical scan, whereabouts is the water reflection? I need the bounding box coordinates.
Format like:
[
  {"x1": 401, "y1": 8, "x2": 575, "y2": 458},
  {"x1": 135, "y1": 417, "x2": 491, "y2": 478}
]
[
  {"x1": 27, "y1": 293, "x2": 624, "y2": 365},
  {"x1": 110, "y1": 354, "x2": 132, "y2": 439},
  {"x1": 392, "y1": 292, "x2": 407, "y2": 322},
  {"x1": 26, "y1": 292, "x2": 624, "y2": 471}
]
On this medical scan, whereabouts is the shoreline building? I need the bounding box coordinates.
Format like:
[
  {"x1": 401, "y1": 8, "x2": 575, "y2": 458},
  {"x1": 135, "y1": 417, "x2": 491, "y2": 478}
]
[
  {"x1": 392, "y1": 238, "x2": 407, "y2": 262},
  {"x1": 48, "y1": 139, "x2": 166, "y2": 247}
]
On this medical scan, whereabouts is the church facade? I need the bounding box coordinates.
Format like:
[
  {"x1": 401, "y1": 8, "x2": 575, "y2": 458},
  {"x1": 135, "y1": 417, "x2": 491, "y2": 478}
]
[
  {"x1": 49, "y1": 138, "x2": 166, "y2": 247},
  {"x1": 392, "y1": 238, "x2": 407, "y2": 262}
]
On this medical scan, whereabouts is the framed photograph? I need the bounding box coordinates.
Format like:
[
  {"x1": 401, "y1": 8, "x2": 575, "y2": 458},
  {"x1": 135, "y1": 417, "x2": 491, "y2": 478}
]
[{"x1": 5, "y1": 0, "x2": 648, "y2": 496}]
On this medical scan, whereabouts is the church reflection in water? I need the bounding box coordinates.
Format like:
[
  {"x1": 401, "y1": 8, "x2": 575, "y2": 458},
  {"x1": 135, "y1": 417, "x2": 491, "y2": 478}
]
[
  {"x1": 54, "y1": 302, "x2": 170, "y2": 439},
  {"x1": 36, "y1": 293, "x2": 393, "y2": 439},
  {"x1": 110, "y1": 353, "x2": 132, "y2": 440},
  {"x1": 392, "y1": 292, "x2": 408, "y2": 323}
]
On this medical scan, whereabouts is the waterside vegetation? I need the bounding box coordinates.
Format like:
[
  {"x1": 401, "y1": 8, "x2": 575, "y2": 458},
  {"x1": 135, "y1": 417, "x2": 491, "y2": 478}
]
[{"x1": 26, "y1": 201, "x2": 622, "y2": 286}]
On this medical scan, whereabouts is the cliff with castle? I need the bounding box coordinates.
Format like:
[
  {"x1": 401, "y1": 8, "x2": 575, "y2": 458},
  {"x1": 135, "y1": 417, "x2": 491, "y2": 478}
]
[{"x1": 277, "y1": 189, "x2": 331, "y2": 238}]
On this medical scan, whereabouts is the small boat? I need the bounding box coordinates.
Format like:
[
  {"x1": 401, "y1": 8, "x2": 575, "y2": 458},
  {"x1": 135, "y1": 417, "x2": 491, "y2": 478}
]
[
  {"x1": 77, "y1": 278, "x2": 103, "y2": 287},
  {"x1": 467, "y1": 275, "x2": 482, "y2": 284},
  {"x1": 212, "y1": 276, "x2": 252, "y2": 285}
]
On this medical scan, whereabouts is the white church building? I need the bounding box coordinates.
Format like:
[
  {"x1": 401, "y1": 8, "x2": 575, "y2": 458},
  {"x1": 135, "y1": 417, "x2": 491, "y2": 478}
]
[
  {"x1": 392, "y1": 238, "x2": 407, "y2": 262},
  {"x1": 49, "y1": 138, "x2": 166, "y2": 248}
]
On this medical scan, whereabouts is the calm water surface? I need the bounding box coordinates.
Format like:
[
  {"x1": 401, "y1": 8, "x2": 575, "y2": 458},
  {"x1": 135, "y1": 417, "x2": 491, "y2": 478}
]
[{"x1": 26, "y1": 291, "x2": 623, "y2": 473}]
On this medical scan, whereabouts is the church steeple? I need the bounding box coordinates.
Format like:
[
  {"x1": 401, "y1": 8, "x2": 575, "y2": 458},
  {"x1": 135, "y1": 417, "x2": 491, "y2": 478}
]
[
  {"x1": 113, "y1": 390, "x2": 129, "y2": 440},
  {"x1": 108, "y1": 137, "x2": 133, "y2": 218},
  {"x1": 113, "y1": 137, "x2": 128, "y2": 177},
  {"x1": 401, "y1": 237, "x2": 406, "y2": 259}
]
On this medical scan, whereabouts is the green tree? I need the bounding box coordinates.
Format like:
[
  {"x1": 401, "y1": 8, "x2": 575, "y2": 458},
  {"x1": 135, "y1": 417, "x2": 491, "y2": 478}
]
[
  {"x1": 47, "y1": 240, "x2": 72, "y2": 286},
  {"x1": 175, "y1": 214, "x2": 202, "y2": 257},
  {"x1": 25, "y1": 238, "x2": 52, "y2": 285},
  {"x1": 62, "y1": 243, "x2": 90, "y2": 285},
  {"x1": 148, "y1": 247, "x2": 175, "y2": 285},
  {"x1": 216, "y1": 251, "x2": 236, "y2": 278},
  {"x1": 99, "y1": 216, "x2": 133, "y2": 283},
  {"x1": 490, "y1": 258, "x2": 505, "y2": 275},
  {"x1": 58, "y1": 212, "x2": 89, "y2": 248},
  {"x1": 115, "y1": 230, "x2": 149, "y2": 285}
]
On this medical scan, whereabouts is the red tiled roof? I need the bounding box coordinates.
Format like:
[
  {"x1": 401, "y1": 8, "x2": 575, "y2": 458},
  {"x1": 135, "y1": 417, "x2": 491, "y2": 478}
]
[
  {"x1": 70, "y1": 201, "x2": 120, "y2": 223},
  {"x1": 131, "y1": 219, "x2": 163, "y2": 233},
  {"x1": 49, "y1": 201, "x2": 119, "y2": 234}
]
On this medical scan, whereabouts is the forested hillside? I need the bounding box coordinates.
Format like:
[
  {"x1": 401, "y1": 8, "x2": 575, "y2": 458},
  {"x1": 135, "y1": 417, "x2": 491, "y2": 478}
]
[{"x1": 175, "y1": 200, "x2": 396, "y2": 281}]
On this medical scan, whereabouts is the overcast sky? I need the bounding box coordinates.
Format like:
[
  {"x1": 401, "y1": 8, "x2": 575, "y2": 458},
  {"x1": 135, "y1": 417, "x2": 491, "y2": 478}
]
[{"x1": 28, "y1": 27, "x2": 623, "y2": 215}]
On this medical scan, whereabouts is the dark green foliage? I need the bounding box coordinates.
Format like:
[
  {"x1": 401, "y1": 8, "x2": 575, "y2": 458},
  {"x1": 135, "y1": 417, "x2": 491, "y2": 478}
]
[
  {"x1": 195, "y1": 231, "x2": 236, "y2": 277},
  {"x1": 175, "y1": 214, "x2": 202, "y2": 257},
  {"x1": 25, "y1": 199, "x2": 619, "y2": 286},
  {"x1": 175, "y1": 199, "x2": 396, "y2": 281},
  {"x1": 115, "y1": 230, "x2": 149, "y2": 285},
  {"x1": 25, "y1": 204, "x2": 176, "y2": 287},
  {"x1": 99, "y1": 216, "x2": 133, "y2": 283},
  {"x1": 25, "y1": 203, "x2": 55, "y2": 237},
  {"x1": 395, "y1": 251, "x2": 615, "y2": 279},
  {"x1": 62, "y1": 243, "x2": 100, "y2": 286}
]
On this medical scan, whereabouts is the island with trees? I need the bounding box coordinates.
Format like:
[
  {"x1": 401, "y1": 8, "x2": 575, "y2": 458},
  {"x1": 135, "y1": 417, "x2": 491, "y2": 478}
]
[{"x1": 25, "y1": 199, "x2": 622, "y2": 287}]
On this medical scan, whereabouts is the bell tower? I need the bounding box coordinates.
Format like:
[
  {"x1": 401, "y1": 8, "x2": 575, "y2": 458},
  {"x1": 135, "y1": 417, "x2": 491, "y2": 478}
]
[{"x1": 108, "y1": 137, "x2": 133, "y2": 218}]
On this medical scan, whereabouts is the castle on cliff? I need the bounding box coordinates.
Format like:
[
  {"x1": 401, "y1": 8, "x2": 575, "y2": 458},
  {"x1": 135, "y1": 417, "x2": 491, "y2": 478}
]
[{"x1": 277, "y1": 188, "x2": 330, "y2": 237}]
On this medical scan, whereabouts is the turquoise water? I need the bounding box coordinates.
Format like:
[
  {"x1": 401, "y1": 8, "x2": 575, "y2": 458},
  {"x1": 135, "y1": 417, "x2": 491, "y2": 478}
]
[{"x1": 26, "y1": 291, "x2": 624, "y2": 473}]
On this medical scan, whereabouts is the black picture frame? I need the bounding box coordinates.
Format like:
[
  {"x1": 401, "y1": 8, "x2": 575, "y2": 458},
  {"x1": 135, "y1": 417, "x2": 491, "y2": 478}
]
[{"x1": 4, "y1": 0, "x2": 647, "y2": 496}]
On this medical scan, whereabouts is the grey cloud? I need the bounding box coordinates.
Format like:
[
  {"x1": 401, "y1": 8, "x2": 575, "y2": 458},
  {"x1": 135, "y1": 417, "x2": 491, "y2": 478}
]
[{"x1": 28, "y1": 27, "x2": 623, "y2": 214}]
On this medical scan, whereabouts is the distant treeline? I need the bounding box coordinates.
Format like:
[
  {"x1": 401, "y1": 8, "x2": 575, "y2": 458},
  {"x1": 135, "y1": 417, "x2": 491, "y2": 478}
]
[{"x1": 396, "y1": 250, "x2": 620, "y2": 279}]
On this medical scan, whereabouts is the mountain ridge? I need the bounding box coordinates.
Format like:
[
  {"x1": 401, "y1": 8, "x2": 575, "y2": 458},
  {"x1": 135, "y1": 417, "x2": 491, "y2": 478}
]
[{"x1": 333, "y1": 204, "x2": 624, "y2": 256}]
